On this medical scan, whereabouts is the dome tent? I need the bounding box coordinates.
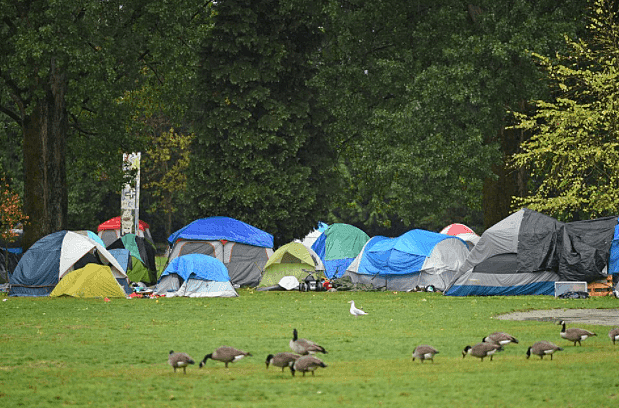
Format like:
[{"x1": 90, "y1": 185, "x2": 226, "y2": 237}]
[
  {"x1": 9, "y1": 231, "x2": 129, "y2": 297},
  {"x1": 258, "y1": 242, "x2": 325, "y2": 289},
  {"x1": 50, "y1": 264, "x2": 127, "y2": 298},
  {"x1": 439, "y1": 223, "x2": 480, "y2": 249},
  {"x1": 97, "y1": 216, "x2": 153, "y2": 247},
  {"x1": 345, "y1": 229, "x2": 470, "y2": 292},
  {"x1": 167, "y1": 217, "x2": 273, "y2": 287},
  {"x1": 106, "y1": 233, "x2": 157, "y2": 285},
  {"x1": 311, "y1": 223, "x2": 370, "y2": 279},
  {"x1": 444, "y1": 209, "x2": 617, "y2": 296},
  {"x1": 155, "y1": 254, "x2": 237, "y2": 297}
]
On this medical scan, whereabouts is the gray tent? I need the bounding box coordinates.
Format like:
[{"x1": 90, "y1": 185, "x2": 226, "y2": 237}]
[{"x1": 444, "y1": 209, "x2": 617, "y2": 296}]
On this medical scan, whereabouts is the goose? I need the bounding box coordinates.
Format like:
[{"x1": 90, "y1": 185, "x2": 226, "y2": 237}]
[
  {"x1": 290, "y1": 355, "x2": 327, "y2": 377},
  {"x1": 482, "y1": 332, "x2": 519, "y2": 346},
  {"x1": 289, "y1": 329, "x2": 328, "y2": 355},
  {"x1": 411, "y1": 345, "x2": 439, "y2": 363},
  {"x1": 609, "y1": 328, "x2": 619, "y2": 345},
  {"x1": 265, "y1": 352, "x2": 301, "y2": 372},
  {"x1": 557, "y1": 320, "x2": 596, "y2": 346},
  {"x1": 462, "y1": 342, "x2": 503, "y2": 361},
  {"x1": 348, "y1": 300, "x2": 368, "y2": 317},
  {"x1": 526, "y1": 341, "x2": 563, "y2": 360},
  {"x1": 199, "y1": 346, "x2": 252, "y2": 368},
  {"x1": 168, "y1": 350, "x2": 195, "y2": 374}
]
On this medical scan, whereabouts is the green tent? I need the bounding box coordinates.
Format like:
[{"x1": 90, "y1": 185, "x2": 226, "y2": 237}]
[
  {"x1": 258, "y1": 242, "x2": 325, "y2": 288},
  {"x1": 50, "y1": 264, "x2": 127, "y2": 298}
]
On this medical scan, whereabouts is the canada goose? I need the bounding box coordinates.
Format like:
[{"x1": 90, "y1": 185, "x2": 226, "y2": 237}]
[
  {"x1": 526, "y1": 341, "x2": 563, "y2": 360},
  {"x1": 557, "y1": 320, "x2": 596, "y2": 346},
  {"x1": 462, "y1": 342, "x2": 503, "y2": 361},
  {"x1": 168, "y1": 350, "x2": 195, "y2": 374},
  {"x1": 348, "y1": 300, "x2": 368, "y2": 317},
  {"x1": 482, "y1": 332, "x2": 519, "y2": 346},
  {"x1": 290, "y1": 329, "x2": 328, "y2": 355},
  {"x1": 265, "y1": 352, "x2": 301, "y2": 371},
  {"x1": 609, "y1": 328, "x2": 619, "y2": 345},
  {"x1": 199, "y1": 346, "x2": 252, "y2": 368},
  {"x1": 290, "y1": 355, "x2": 327, "y2": 377},
  {"x1": 411, "y1": 345, "x2": 439, "y2": 363}
]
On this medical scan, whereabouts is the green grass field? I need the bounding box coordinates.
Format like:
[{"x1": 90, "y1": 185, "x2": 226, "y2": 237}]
[{"x1": 1, "y1": 290, "x2": 618, "y2": 407}]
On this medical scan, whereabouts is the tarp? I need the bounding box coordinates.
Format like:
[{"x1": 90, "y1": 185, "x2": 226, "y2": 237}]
[
  {"x1": 258, "y1": 242, "x2": 325, "y2": 288},
  {"x1": 344, "y1": 229, "x2": 469, "y2": 291},
  {"x1": 311, "y1": 223, "x2": 370, "y2": 279},
  {"x1": 50, "y1": 264, "x2": 127, "y2": 298},
  {"x1": 168, "y1": 217, "x2": 273, "y2": 248},
  {"x1": 155, "y1": 254, "x2": 237, "y2": 297},
  {"x1": 9, "y1": 231, "x2": 129, "y2": 297}
]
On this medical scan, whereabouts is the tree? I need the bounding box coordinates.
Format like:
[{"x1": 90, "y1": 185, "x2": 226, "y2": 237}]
[
  {"x1": 189, "y1": 0, "x2": 336, "y2": 245},
  {"x1": 0, "y1": 0, "x2": 209, "y2": 248},
  {"x1": 143, "y1": 126, "x2": 194, "y2": 239},
  {"x1": 511, "y1": 0, "x2": 619, "y2": 220},
  {"x1": 315, "y1": 0, "x2": 587, "y2": 232}
]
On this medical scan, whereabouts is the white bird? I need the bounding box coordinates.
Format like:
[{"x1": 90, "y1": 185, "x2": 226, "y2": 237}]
[{"x1": 348, "y1": 300, "x2": 368, "y2": 317}]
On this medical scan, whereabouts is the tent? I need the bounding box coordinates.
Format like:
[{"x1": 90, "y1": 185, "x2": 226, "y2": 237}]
[
  {"x1": 311, "y1": 223, "x2": 370, "y2": 279},
  {"x1": 106, "y1": 233, "x2": 158, "y2": 285},
  {"x1": 50, "y1": 264, "x2": 127, "y2": 298},
  {"x1": 9, "y1": 230, "x2": 129, "y2": 297},
  {"x1": 344, "y1": 229, "x2": 470, "y2": 292},
  {"x1": 97, "y1": 216, "x2": 153, "y2": 247},
  {"x1": 294, "y1": 222, "x2": 329, "y2": 249},
  {"x1": 444, "y1": 209, "x2": 617, "y2": 296},
  {"x1": 155, "y1": 254, "x2": 238, "y2": 297},
  {"x1": 258, "y1": 242, "x2": 325, "y2": 288},
  {"x1": 439, "y1": 223, "x2": 480, "y2": 249},
  {"x1": 167, "y1": 217, "x2": 273, "y2": 287}
]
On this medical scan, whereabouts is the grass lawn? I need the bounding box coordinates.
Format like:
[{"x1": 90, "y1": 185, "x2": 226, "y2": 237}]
[{"x1": 1, "y1": 290, "x2": 618, "y2": 407}]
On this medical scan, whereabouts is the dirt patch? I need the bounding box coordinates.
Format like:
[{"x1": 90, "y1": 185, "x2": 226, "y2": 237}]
[{"x1": 495, "y1": 308, "x2": 619, "y2": 326}]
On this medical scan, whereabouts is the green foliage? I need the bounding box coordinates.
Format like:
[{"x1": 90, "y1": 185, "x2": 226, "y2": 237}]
[
  {"x1": 189, "y1": 0, "x2": 336, "y2": 244},
  {"x1": 1, "y1": 292, "x2": 618, "y2": 407},
  {"x1": 317, "y1": 0, "x2": 586, "y2": 231},
  {"x1": 512, "y1": 0, "x2": 619, "y2": 220}
]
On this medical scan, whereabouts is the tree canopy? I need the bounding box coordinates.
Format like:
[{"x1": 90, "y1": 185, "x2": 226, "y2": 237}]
[
  {"x1": 188, "y1": 0, "x2": 336, "y2": 245},
  {"x1": 512, "y1": 0, "x2": 619, "y2": 220}
]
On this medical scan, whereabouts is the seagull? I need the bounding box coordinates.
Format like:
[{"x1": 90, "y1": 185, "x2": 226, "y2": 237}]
[{"x1": 348, "y1": 300, "x2": 368, "y2": 317}]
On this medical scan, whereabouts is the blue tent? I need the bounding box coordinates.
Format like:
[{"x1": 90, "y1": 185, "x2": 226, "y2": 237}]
[
  {"x1": 155, "y1": 254, "x2": 237, "y2": 297},
  {"x1": 167, "y1": 217, "x2": 273, "y2": 287},
  {"x1": 344, "y1": 229, "x2": 470, "y2": 291},
  {"x1": 9, "y1": 231, "x2": 129, "y2": 297},
  {"x1": 168, "y1": 217, "x2": 273, "y2": 248}
]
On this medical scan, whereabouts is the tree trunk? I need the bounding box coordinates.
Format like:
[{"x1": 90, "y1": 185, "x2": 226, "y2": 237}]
[
  {"x1": 482, "y1": 125, "x2": 527, "y2": 229},
  {"x1": 21, "y1": 60, "x2": 68, "y2": 249}
]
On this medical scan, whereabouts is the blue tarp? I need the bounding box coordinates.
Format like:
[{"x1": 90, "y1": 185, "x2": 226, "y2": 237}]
[
  {"x1": 167, "y1": 217, "x2": 273, "y2": 248},
  {"x1": 609, "y1": 220, "x2": 619, "y2": 275},
  {"x1": 357, "y1": 230, "x2": 461, "y2": 276},
  {"x1": 160, "y1": 254, "x2": 231, "y2": 283}
]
